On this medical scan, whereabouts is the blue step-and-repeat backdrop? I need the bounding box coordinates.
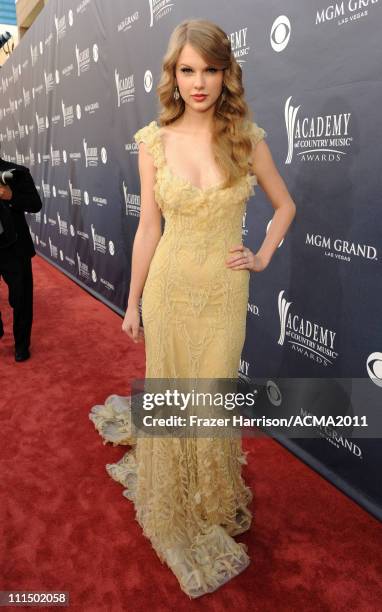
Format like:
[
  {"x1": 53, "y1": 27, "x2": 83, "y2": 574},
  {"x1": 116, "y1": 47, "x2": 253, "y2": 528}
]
[{"x1": 0, "y1": 0, "x2": 381, "y2": 520}]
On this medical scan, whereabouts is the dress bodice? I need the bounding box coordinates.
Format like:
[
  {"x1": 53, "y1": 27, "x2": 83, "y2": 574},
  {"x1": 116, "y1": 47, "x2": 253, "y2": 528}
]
[{"x1": 133, "y1": 120, "x2": 266, "y2": 231}]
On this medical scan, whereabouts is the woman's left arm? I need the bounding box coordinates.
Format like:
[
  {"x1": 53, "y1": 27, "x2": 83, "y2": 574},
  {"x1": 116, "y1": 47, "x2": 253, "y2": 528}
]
[{"x1": 252, "y1": 139, "x2": 296, "y2": 267}]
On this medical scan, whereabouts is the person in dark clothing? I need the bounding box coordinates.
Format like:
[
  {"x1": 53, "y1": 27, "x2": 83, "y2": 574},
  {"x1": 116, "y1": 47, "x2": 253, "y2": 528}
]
[{"x1": 0, "y1": 158, "x2": 42, "y2": 361}]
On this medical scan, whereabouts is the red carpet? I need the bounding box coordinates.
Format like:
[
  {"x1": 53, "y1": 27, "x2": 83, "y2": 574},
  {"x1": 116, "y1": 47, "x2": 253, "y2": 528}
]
[{"x1": 0, "y1": 255, "x2": 381, "y2": 611}]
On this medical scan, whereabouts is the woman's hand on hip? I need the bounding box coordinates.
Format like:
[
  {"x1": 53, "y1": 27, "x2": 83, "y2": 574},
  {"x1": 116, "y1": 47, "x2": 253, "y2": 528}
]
[{"x1": 226, "y1": 244, "x2": 269, "y2": 272}]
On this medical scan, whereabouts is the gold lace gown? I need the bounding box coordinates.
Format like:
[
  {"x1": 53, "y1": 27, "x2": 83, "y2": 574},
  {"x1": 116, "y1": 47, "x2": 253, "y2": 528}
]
[{"x1": 89, "y1": 119, "x2": 266, "y2": 598}]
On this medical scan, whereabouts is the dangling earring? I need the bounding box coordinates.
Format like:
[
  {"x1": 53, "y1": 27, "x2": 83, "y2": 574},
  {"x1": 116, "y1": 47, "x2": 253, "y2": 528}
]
[
  {"x1": 173, "y1": 85, "x2": 180, "y2": 100},
  {"x1": 218, "y1": 86, "x2": 226, "y2": 109}
]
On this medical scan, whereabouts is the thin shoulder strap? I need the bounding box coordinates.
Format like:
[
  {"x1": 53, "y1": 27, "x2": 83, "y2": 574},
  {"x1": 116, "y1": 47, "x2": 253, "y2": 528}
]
[{"x1": 133, "y1": 120, "x2": 165, "y2": 169}]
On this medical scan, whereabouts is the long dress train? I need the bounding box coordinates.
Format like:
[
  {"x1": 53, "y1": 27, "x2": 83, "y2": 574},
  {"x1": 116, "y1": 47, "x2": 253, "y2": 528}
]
[{"x1": 89, "y1": 119, "x2": 266, "y2": 598}]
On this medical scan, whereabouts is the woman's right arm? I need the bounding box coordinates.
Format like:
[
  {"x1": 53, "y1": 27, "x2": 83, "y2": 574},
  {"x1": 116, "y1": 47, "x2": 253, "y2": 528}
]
[{"x1": 122, "y1": 141, "x2": 162, "y2": 342}]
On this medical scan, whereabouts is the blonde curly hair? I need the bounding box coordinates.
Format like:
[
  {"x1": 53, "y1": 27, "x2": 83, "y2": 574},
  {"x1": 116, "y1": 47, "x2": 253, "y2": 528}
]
[{"x1": 156, "y1": 18, "x2": 257, "y2": 189}]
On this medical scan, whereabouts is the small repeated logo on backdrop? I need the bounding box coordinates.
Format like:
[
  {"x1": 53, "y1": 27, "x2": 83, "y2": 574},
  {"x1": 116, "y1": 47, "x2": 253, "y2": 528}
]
[
  {"x1": 84, "y1": 191, "x2": 89, "y2": 205},
  {"x1": 23, "y1": 87, "x2": 30, "y2": 107},
  {"x1": 68, "y1": 9, "x2": 74, "y2": 27},
  {"x1": 93, "y1": 44, "x2": 99, "y2": 63},
  {"x1": 149, "y1": 0, "x2": 175, "y2": 27},
  {"x1": 51, "y1": 114, "x2": 62, "y2": 128},
  {"x1": 17, "y1": 122, "x2": 25, "y2": 139},
  {"x1": 63, "y1": 150, "x2": 67, "y2": 164},
  {"x1": 36, "y1": 235, "x2": 39, "y2": 246},
  {"x1": 76, "y1": 104, "x2": 82, "y2": 120},
  {"x1": 16, "y1": 149, "x2": 24, "y2": 165},
  {"x1": 30, "y1": 44, "x2": 38, "y2": 66},
  {"x1": 315, "y1": 0, "x2": 379, "y2": 26},
  {"x1": 35, "y1": 112, "x2": 46, "y2": 134},
  {"x1": 39, "y1": 41, "x2": 43, "y2": 55},
  {"x1": 284, "y1": 96, "x2": 352, "y2": 164},
  {"x1": 100, "y1": 278, "x2": 115, "y2": 292},
  {"x1": 84, "y1": 102, "x2": 100, "y2": 115},
  {"x1": 70, "y1": 224, "x2": 75, "y2": 237},
  {"x1": 117, "y1": 11, "x2": 139, "y2": 33},
  {"x1": 2, "y1": 76, "x2": 8, "y2": 94},
  {"x1": 55, "y1": 14, "x2": 67, "y2": 42},
  {"x1": 44, "y1": 71, "x2": 55, "y2": 95},
  {"x1": 92, "y1": 269, "x2": 97, "y2": 283},
  {"x1": 92, "y1": 195, "x2": 108, "y2": 208},
  {"x1": 50, "y1": 145, "x2": 61, "y2": 166},
  {"x1": 108, "y1": 241, "x2": 115, "y2": 256},
  {"x1": 37, "y1": 153, "x2": 41, "y2": 164},
  {"x1": 62, "y1": 63, "x2": 74, "y2": 79},
  {"x1": 238, "y1": 359, "x2": 251, "y2": 383},
  {"x1": 270, "y1": 15, "x2": 291, "y2": 52},
  {"x1": 62, "y1": 100, "x2": 74, "y2": 127},
  {"x1": 229, "y1": 27, "x2": 251, "y2": 66},
  {"x1": 44, "y1": 32, "x2": 53, "y2": 48},
  {"x1": 266, "y1": 381, "x2": 282, "y2": 407},
  {"x1": 49, "y1": 237, "x2": 58, "y2": 259},
  {"x1": 52, "y1": 186, "x2": 56, "y2": 197},
  {"x1": 76, "y1": 252, "x2": 90, "y2": 280},
  {"x1": 115, "y1": 69, "x2": 135, "y2": 106},
  {"x1": 77, "y1": 0, "x2": 92, "y2": 16},
  {"x1": 144, "y1": 70, "x2": 153, "y2": 93},
  {"x1": 75, "y1": 44, "x2": 91, "y2": 76},
  {"x1": 57, "y1": 213, "x2": 68, "y2": 236},
  {"x1": 42, "y1": 180, "x2": 51, "y2": 198},
  {"x1": 305, "y1": 233, "x2": 378, "y2": 264},
  {"x1": 55, "y1": 70, "x2": 60, "y2": 84},
  {"x1": 277, "y1": 290, "x2": 338, "y2": 367},
  {"x1": 366, "y1": 353, "x2": 382, "y2": 388},
  {"x1": 90, "y1": 223, "x2": 107, "y2": 254},
  {"x1": 123, "y1": 180, "x2": 140, "y2": 217},
  {"x1": 83, "y1": 138, "x2": 98, "y2": 167},
  {"x1": 77, "y1": 230, "x2": 89, "y2": 241},
  {"x1": 60, "y1": 250, "x2": 64, "y2": 261},
  {"x1": 12, "y1": 64, "x2": 20, "y2": 84},
  {"x1": 69, "y1": 180, "x2": 82, "y2": 206}
]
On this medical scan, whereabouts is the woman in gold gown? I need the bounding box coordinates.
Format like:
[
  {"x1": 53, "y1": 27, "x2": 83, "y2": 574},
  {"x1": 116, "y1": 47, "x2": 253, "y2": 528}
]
[{"x1": 90, "y1": 19, "x2": 296, "y2": 599}]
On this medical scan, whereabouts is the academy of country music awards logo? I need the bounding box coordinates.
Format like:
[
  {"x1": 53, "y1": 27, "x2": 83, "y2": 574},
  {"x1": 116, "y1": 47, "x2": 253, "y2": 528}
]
[
  {"x1": 54, "y1": 9, "x2": 74, "y2": 44},
  {"x1": 115, "y1": 70, "x2": 135, "y2": 106},
  {"x1": 75, "y1": 43, "x2": 99, "y2": 77},
  {"x1": 90, "y1": 223, "x2": 115, "y2": 256},
  {"x1": 284, "y1": 96, "x2": 352, "y2": 164},
  {"x1": 277, "y1": 290, "x2": 338, "y2": 367},
  {"x1": 229, "y1": 27, "x2": 251, "y2": 66},
  {"x1": 123, "y1": 180, "x2": 140, "y2": 217},
  {"x1": 83, "y1": 139, "x2": 108, "y2": 167},
  {"x1": 149, "y1": 0, "x2": 175, "y2": 27},
  {"x1": 57, "y1": 213, "x2": 68, "y2": 236}
]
